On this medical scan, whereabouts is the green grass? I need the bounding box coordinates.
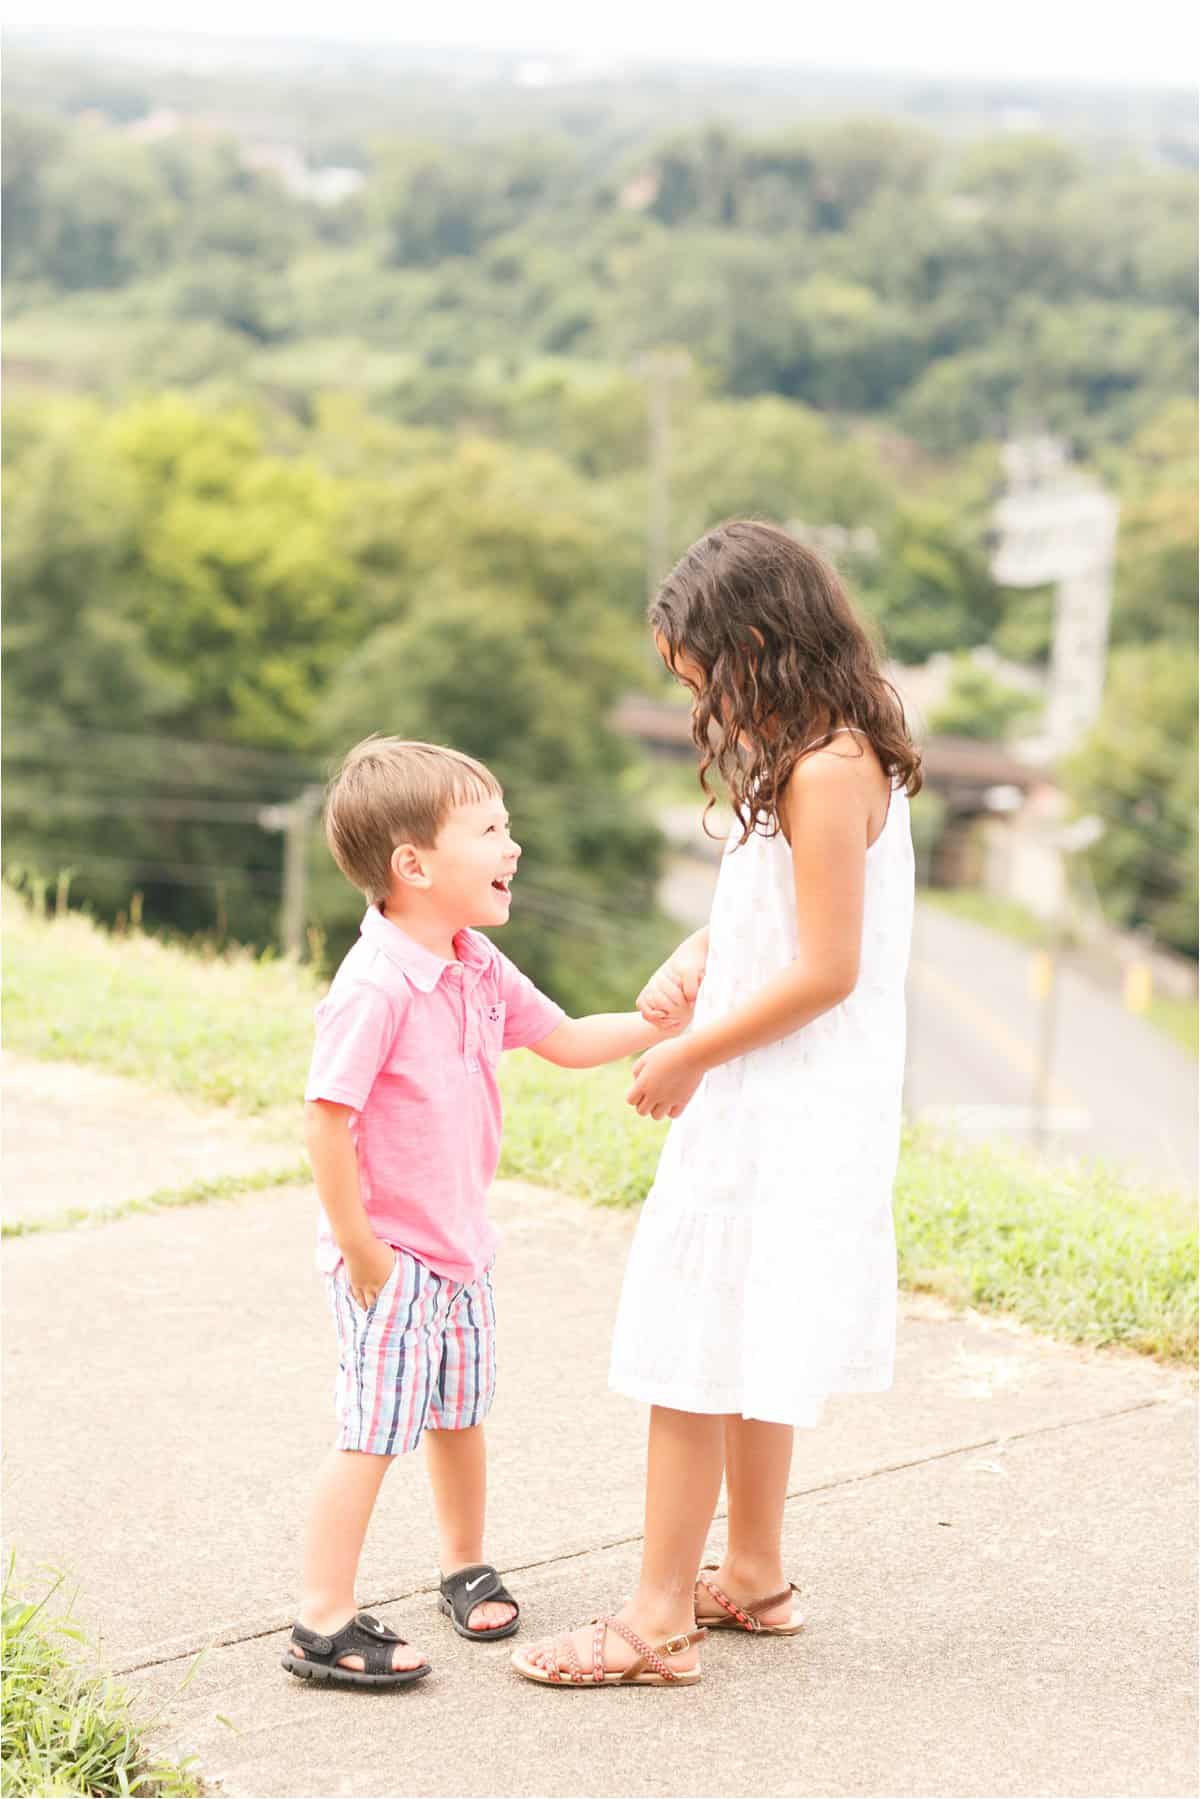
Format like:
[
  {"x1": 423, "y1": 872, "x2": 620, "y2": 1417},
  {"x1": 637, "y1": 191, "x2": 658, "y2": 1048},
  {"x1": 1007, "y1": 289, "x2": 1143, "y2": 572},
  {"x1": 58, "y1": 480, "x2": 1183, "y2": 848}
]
[
  {"x1": 924, "y1": 887, "x2": 1199, "y2": 1057},
  {"x1": 2, "y1": 1161, "x2": 311, "y2": 1239},
  {"x1": 0, "y1": 1565, "x2": 200, "y2": 1798},
  {"x1": 498, "y1": 1051, "x2": 668, "y2": 1206},
  {"x1": 4, "y1": 888, "x2": 1195, "y2": 1362},
  {"x1": 895, "y1": 1128, "x2": 1196, "y2": 1362},
  {"x1": 1147, "y1": 992, "x2": 1200, "y2": 1057},
  {"x1": 923, "y1": 887, "x2": 1055, "y2": 949},
  {"x1": 4, "y1": 893, "x2": 317, "y2": 1112}
]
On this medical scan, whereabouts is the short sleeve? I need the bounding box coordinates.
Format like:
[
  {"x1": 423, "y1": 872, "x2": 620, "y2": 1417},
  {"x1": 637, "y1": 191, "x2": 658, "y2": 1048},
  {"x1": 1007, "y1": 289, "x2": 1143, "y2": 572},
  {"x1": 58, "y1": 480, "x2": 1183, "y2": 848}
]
[
  {"x1": 492, "y1": 949, "x2": 566, "y2": 1050},
  {"x1": 304, "y1": 981, "x2": 399, "y2": 1110}
]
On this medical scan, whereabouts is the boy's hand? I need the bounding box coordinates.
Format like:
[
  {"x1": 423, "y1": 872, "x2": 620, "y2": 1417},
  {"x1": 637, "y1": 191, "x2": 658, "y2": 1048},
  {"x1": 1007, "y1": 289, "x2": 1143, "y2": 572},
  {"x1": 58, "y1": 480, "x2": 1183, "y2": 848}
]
[
  {"x1": 638, "y1": 946, "x2": 704, "y2": 1032},
  {"x1": 626, "y1": 1037, "x2": 705, "y2": 1120},
  {"x1": 342, "y1": 1236, "x2": 396, "y2": 1311}
]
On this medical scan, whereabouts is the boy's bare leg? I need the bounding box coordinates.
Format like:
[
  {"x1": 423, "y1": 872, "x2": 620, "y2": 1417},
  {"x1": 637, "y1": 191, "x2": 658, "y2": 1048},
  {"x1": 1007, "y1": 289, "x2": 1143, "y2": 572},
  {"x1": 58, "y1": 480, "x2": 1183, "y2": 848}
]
[
  {"x1": 292, "y1": 1448, "x2": 426, "y2": 1671},
  {"x1": 423, "y1": 1424, "x2": 516, "y2": 1632},
  {"x1": 702, "y1": 1415, "x2": 796, "y2": 1625},
  {"x1": 526, "y1": 1404, "x2": 725, "y2": 1676}
]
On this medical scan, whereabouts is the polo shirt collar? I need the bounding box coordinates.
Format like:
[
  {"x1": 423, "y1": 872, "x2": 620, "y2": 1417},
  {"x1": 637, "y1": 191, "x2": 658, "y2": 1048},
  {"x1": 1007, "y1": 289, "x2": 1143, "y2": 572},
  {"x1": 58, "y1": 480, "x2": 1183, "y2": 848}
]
[{"x1": 360, "y1": 906, "x2": 488, "y2": 993}]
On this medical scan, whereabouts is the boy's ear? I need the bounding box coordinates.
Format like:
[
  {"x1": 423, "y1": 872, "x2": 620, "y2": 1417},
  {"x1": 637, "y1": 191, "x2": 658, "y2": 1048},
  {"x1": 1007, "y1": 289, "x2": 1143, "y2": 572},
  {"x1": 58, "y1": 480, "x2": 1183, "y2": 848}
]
[{"x1": 390, "y1": 842, "x2": 431, "y2": 889}]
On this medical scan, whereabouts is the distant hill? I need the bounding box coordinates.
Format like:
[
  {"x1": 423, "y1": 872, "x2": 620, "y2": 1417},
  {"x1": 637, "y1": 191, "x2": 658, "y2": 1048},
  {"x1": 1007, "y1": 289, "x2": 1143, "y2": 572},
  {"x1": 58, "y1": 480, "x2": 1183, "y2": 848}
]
[{"x1": 5, "y1": 29, "x2": 1196, "y2": 165}]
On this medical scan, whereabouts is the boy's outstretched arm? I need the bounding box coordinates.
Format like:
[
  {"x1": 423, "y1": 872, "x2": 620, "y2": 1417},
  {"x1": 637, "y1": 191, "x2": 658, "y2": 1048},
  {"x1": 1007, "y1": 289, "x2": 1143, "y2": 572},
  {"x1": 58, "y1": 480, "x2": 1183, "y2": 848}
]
[{"x1": 530, "y1": 1011, "x2": 682, "y2": 1070}]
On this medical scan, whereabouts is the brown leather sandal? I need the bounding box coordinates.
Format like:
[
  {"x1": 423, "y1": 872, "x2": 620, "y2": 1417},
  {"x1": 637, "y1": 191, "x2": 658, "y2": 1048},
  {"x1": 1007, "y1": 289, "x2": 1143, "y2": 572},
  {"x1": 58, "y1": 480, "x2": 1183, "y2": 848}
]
[
  {"x1": 695, "y1": 1565, "x2": 805, "y2": 1636},
  {"x1": 511, "y1": 1615, "x2": 707, "y2": 1687}
]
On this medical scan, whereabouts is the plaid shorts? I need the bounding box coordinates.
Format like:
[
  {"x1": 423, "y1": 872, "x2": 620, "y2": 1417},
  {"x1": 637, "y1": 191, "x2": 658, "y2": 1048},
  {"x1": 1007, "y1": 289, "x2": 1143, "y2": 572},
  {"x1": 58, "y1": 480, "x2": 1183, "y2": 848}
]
[{"x1": 325, "y1": 1248, "x2": 497, "y2": 1456}]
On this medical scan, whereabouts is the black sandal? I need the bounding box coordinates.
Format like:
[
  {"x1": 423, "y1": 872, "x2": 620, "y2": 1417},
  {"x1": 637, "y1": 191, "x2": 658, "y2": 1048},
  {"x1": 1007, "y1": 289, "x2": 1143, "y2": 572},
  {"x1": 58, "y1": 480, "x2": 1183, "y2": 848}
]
[
  {"x1": 438, "y1": 1564, "x2": 520, "y2": 1641},
  {"x1": 281, "y1": 1613, "x2": 431, "y2": 1688}
]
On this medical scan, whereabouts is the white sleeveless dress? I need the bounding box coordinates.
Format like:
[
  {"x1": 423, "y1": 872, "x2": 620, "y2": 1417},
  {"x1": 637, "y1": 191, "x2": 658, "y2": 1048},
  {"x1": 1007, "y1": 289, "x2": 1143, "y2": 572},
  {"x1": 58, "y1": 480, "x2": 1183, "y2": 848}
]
[{"x1": 609, "y1": 733, "x2": 915, "y2": 1427}]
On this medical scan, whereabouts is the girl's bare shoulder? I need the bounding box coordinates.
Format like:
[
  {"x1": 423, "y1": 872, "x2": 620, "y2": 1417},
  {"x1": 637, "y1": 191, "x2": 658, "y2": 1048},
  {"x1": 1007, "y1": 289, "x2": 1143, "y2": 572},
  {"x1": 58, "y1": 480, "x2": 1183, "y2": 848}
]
[{"x1": 781, "y1": 734, "x2": 890, "y2": 842}]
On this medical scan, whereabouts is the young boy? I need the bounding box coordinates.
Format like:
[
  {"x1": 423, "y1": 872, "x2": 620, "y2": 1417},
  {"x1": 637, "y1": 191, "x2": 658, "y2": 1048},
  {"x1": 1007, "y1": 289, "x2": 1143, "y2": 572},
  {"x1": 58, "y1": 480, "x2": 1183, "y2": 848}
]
[{"x1": 283, "y1": 737, "x2": 685, "y2": 1688}]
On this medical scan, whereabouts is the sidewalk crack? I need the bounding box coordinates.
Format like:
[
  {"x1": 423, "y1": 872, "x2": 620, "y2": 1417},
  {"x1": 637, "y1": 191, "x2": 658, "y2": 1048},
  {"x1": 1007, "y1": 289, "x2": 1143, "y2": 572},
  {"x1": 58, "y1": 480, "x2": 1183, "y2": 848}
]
[{"x1": 113, "y1": 1395, "x2": 1170, "y2": 1676}]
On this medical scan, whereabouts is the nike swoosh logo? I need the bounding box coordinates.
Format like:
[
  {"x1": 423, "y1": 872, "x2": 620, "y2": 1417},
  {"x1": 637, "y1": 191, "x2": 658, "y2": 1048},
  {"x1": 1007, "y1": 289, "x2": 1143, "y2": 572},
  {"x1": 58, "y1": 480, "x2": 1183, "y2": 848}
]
[{"x1": 464, "y1": 1575, "x2": 489, "y2": 1593}]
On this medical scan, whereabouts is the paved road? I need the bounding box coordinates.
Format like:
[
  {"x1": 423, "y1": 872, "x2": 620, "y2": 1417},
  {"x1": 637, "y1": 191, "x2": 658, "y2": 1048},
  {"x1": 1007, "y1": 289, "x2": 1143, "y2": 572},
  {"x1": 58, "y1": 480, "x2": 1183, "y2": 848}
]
[{"x1": 661, "y1": 846, "x2": 1196, "y2": 1192}]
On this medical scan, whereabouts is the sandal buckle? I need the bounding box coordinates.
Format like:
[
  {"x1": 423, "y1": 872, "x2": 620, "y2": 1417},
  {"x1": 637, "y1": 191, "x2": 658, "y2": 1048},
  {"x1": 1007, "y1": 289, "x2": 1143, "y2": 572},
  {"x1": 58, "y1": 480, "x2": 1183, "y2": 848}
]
[{"x1": 663, "y1": 1634, "x2": 691, "y2": 1656}]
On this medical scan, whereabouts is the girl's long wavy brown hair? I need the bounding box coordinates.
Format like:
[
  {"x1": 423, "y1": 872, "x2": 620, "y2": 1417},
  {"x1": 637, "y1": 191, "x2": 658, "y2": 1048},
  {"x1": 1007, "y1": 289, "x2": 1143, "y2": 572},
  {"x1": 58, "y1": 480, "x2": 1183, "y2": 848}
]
[{"x1": 651, "y1": 519, "x2": 923, "y2": 844}]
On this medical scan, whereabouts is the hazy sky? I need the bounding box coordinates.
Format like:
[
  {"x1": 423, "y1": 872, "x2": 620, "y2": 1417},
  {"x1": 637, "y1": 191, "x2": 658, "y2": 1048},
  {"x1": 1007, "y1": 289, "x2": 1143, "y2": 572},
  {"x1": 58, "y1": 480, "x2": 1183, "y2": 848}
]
[{"x1": 9, "y1": 0, "x2": 1198, "y2": 88}]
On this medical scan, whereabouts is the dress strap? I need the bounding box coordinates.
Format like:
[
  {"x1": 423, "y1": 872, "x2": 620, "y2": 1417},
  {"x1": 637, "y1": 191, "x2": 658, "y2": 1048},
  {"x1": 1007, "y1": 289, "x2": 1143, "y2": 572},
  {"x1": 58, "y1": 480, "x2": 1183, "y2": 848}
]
[
  {"x1": 799, "y1": 726, "x2": 866, "y2": 754},
  {"x1": 799, "y1": 726, "x2": 897, "y2": 846}
]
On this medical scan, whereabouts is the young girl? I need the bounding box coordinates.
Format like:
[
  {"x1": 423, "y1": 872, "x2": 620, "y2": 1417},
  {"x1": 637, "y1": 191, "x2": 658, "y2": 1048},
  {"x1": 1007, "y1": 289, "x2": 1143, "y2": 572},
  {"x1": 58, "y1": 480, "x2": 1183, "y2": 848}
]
[{"x1": 513, "y1": 518, "x2": 919, "y2": 1688}]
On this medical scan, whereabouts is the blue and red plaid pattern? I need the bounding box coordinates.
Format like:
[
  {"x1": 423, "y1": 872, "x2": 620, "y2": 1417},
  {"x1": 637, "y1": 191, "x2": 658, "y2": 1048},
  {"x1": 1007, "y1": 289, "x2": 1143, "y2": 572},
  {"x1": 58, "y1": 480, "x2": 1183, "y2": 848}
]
[{"x1": 325, "y1": 1248, "x2": 496, "y2": 1455}]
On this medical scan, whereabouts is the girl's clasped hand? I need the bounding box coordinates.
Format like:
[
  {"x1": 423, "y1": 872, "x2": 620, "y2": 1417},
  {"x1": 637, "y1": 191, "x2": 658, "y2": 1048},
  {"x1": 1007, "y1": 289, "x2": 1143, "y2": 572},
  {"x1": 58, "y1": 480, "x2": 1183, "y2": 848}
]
[
  {"x1": 626, "y1": 1035, "x2": 704, "y2": 1119},
  {"x1": 630, "y1": 932, "x2": 708, "y2": 1118}
]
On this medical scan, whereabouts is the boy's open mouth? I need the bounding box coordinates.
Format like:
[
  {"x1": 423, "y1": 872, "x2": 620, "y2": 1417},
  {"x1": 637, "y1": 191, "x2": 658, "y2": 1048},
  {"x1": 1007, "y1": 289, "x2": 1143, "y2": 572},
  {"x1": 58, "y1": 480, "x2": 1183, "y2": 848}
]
[{"x1": 491, "y1": 878, "x2": 512, "y2": 894}]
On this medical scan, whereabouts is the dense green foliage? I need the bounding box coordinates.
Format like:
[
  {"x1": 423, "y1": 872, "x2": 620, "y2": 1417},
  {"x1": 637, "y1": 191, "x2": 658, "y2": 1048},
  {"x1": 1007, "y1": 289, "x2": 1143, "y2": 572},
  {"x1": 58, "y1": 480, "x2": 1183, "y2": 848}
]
[
  {"x1": 3, "y1": 47, "x2": 1197, "y2": 973},
  {"x1": 1, "y1": 393, "x2": 675, "y2": 1000},
  {"x1": 927, "y1": 657, "x2": 1040, "y2": 740},
  {"x1": 5, "y1": 99, "x2": 1196, "y2": 456},
  {"x1": 1063, "y1": 644, "x2": 1199, "y2": 957}
]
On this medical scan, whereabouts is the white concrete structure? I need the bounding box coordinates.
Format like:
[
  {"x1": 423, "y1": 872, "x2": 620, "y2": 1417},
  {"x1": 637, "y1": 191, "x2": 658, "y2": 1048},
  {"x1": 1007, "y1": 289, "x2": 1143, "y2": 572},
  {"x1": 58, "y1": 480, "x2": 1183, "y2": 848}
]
[{"x1": 991, "y1": 436, "x2": 1119, "y2": 762}]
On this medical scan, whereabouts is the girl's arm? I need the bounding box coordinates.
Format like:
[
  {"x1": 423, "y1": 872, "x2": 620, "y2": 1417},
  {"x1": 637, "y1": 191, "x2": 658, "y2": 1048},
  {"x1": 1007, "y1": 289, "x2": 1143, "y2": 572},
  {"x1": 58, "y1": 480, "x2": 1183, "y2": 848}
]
[
  {"x1": 627, "y1": 754, "x2": 872, "y2": 1115},
  {"x1": 692, "y1": 754, "x2": 864, "y2": 1062}
]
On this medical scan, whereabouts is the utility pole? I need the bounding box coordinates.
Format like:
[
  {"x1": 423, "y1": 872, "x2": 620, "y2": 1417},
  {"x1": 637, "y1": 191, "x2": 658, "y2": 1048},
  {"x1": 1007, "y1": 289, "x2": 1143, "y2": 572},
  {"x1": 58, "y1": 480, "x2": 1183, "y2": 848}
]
[
  {"x1": 258, "y1": 785, "x2": 323, "y2": 959},
  {"x1": 637, "y1": 350, "x2": 692, "y2": 605}
]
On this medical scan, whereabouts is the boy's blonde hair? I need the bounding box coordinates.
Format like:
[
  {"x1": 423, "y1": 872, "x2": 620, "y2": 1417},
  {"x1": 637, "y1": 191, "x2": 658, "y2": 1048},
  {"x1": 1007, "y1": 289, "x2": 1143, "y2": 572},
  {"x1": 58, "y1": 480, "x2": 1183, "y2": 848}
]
[{"x1": 324, "y1": 737, "x2": 502, "y2": 902}]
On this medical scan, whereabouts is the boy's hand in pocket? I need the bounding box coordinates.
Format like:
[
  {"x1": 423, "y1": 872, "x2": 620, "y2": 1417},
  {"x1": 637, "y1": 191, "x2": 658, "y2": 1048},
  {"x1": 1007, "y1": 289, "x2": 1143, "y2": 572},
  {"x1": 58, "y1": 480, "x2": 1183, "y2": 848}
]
[{"x1": 343, "y1": 1236, "x2": 396, "y2": 1311}]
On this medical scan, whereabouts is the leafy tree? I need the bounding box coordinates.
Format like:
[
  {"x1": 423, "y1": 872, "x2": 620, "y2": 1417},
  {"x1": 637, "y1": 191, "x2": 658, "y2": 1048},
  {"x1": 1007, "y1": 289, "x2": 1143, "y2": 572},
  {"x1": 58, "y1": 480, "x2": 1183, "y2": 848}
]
[
  {"x1": 926, "y1": 655, "x2": 1040, "y2": 740},
  {"x1": 865, "y1": 500, "x2": 1003, "y2": 662},
  {"x1": 668, "y1": 393, "x2": 893, "y2": 550},
  {"x1": 314, "y1": 440, "x2": 670, "y2": 1006},
  {"x1": 1108, "y1": 401, "x2": 1198, "y2": 649},
  {"x1": 36, "y1": 135, "x2": 179, "y2": 291},
  {"x1": 104, "y1": 395, "x2": 359, "y2": 746},
  {"x1": 1, "y1": 399, "x2": 181, "y2": 737},
  {"x1": 1062, "y1": 644, "x2": 1198, "y2": 957},
  {"x1": 1, "y1": 112, "x2": 67, "y2": 282},
  {"x1": 3, "y1": 394, "x2": 359, "y2": 941}
]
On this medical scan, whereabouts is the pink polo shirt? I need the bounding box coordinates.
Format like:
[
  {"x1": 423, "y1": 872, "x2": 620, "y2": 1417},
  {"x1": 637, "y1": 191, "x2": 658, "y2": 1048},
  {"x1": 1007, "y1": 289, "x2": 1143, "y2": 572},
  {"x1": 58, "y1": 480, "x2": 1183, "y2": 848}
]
[{"x1": 305, "y1": 906, "x2": 565, "y2": 1283}]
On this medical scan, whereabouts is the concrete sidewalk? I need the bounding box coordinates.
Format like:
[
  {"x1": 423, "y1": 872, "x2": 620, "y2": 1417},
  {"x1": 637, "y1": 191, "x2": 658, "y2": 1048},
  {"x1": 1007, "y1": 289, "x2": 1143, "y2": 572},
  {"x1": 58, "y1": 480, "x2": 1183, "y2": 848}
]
[
  {"x1": 0, "y1": 1051, "x2": 297, "y2": 1227},
  {"x1": 4, "y1": 1177, "x2": 1196, "y2": 1797}
]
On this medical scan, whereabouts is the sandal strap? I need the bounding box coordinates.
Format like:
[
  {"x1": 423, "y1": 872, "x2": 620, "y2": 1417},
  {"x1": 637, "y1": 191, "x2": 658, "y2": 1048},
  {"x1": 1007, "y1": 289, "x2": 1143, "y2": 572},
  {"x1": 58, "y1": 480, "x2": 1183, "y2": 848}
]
[
  {"x1": 602, "y1": 1615, "x2": 704, "y2": 1682},
  {"x1": 697, "y1": 1570, "x2": 796, "y2": 1630},
  {"x1": 538, "y1": 1632, "x2": 582, "y2": 1684},
  {"x1": 697, "y1": 1572, "x2": 759, "y2": 1631},
  {"x1": 439, "y1": 1564, "x2": 518, "y2": 1630},
  {"x1": 290, "y1": 1613, "x2": 411, "y2": 1676},
  {"x1": 561, "y1": 1634, "x2": 585, "y2": 1684}
]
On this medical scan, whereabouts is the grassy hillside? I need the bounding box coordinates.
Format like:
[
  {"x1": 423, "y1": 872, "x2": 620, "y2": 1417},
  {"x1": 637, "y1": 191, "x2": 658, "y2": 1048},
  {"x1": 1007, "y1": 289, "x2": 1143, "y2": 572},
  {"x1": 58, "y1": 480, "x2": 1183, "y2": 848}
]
[{"x1": 5, "y1": 890, "x2": 1195, "y2": 1361}]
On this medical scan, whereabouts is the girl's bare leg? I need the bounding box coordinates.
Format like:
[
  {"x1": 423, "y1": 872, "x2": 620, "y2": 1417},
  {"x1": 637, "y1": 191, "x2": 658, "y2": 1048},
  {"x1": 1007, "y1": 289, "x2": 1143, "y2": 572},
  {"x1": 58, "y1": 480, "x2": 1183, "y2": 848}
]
[
  {"x1": 526, "y1": 1404, "x2": 725, "y2": 1676},
  {"x1": 701, "y1": 1415, "x2": 796, "y2": 1626}
]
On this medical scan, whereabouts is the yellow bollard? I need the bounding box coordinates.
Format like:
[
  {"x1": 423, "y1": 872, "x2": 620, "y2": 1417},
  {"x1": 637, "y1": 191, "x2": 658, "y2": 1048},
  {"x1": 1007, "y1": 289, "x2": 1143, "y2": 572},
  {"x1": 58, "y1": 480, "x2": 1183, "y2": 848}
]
[
  {"x1": 1029, "y1": 950, "x2": 1055, "y2": 1001},
  {"x1": 1123, "y1": 962, "x2": 1153, "y2": 1014}
]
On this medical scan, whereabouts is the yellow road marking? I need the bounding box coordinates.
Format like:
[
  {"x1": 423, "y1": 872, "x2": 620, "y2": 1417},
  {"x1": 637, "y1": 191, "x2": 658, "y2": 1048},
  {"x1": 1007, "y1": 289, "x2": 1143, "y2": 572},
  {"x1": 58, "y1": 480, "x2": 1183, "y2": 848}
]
[{"x1": 910, "y1": 956, "x2": 1080, "y2": 1110}]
